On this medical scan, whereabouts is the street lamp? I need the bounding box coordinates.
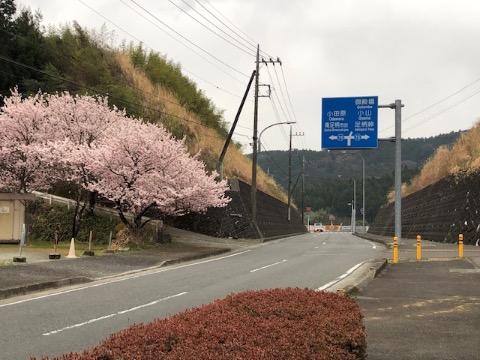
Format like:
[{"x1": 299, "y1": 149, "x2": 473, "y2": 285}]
[
  {"x1": 347, "y1": 201, "x2": 354, "y2": 233},
  {"x1": 350, "y1": 178, "x2": 356, "y2": 233},
  {"x1": 339, "y1": 175, "x2": 356, "y2": 233},
  {"x1": 258, "y1": 121, "x2": 295, "y2": 153},
  {"x1": 342, "y1": 151, "x2": 366, "y2": 234}
]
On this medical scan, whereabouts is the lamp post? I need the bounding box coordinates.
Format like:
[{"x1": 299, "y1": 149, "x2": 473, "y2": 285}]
[
  {"x1": 351, "y1": 178, "x2": 356, "y2": 233},
  {"x1": 353, "y1": 153, "x2": 365, "y2": 234},
  {"x1": 339, "y1": 174, "x2": 356, "y2": 233},
  {"x1": 342, "y1": 151, "x2": 366, "y2": 234},
  {"x1": 347, "y1": 201, "x2": 353, "y2": 233},
  {"x1": 258, "y1": 121, "x2": 295, "y2": 153}
]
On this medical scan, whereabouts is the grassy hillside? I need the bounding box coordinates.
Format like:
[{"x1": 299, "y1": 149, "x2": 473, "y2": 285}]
[
  {"x1": 0, "y1": 5, "x2": 286, "y2": 202},
  {"x1": 402, "y1": 120, "x2": 480, "y2": 198}
]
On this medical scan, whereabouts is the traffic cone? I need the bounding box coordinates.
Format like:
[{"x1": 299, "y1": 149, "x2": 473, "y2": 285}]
[{"x1": 66, "y1": 238, "x2": 77, "y2": 258}]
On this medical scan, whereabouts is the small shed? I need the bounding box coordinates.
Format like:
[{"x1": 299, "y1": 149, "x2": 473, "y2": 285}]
[{"x1": 0, "y1": 193, "x2": 37, "y2": 243}]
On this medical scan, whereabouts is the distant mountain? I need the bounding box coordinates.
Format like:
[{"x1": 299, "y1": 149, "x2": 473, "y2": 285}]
[{"x1": 255, "y1": 131, "x2": 462, "y2": 224}]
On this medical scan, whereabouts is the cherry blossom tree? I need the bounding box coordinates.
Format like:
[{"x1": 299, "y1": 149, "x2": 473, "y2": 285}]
[
  {"x1": 40, "y1": 92, "x2": 126, "y2": 238},
  {"x1": 85, "y1": 117, "x2": 230, "y2": 232},
  {"x1": 1, "y1": 89, "x2": 230, "y2": 240},
  {"x1": 0, "y1": 89, "x2": 52, "y2": 192},
  {"x1": 0, "y1": 90, "x2": 126, "y2": 239}
]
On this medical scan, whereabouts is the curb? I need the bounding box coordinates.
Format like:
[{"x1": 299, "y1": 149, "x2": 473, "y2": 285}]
[
  {"x1": 0, "y1": 277, "x2": 92, "y2": 300},
  {"x1": 162, "y1": 248, "x2": 231, "y2": 266},
  {"x1": 327, "y1": 258, "x2": 388, "y2": 295},
  {"x1": 0, "y1": 248, "x2": 232, "y2": 301}
]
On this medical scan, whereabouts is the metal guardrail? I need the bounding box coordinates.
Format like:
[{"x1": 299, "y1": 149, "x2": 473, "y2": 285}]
[{"x1": 31, "y1": 191, "x2": 163, "y2": 231}]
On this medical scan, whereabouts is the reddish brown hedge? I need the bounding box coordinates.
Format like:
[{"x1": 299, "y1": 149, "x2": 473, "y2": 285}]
[{"x1": 35, "y1": 288, "x2": 366, "y2": 360}]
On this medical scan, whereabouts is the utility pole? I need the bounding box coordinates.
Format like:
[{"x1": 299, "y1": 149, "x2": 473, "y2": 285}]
[
  {"x1": 251, "y1": 45, "x2": 260, "y2": 223},
  {"x1": 251, "y1": 46, "x2": 282, "y2": 223},
  {"x1": 301, "y1": 155, "x2": 305, "y2": 225},
  {"x1": 287, "y1": 129, "x2": 304, "y2": 221},
  {"x1": 287, "y1": 126, "x2": 292, "y2": 222}
]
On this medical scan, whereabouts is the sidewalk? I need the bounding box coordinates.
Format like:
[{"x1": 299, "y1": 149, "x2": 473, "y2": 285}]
[{"x1": 356, "y1": 233, "x2": 480, "y2": 360}]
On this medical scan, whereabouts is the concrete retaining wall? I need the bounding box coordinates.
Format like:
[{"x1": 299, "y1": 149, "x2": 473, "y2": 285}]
[
  {"x1": 368, "y1": 172, "x2": 480, "y2": 245},
  {"x1": 170, "y1": 179, "x2": 306, "y2": 239}
]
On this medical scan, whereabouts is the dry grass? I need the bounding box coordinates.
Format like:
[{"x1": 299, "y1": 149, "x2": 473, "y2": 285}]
[
  {"x1": 391, "y1": 120, "x2": 480, "y2": 201},
  {"x1": 113, "y1": 53, "x2": 287, "y2": 203}
]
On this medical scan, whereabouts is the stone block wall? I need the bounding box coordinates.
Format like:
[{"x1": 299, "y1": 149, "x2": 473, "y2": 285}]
[
  {"x1": 171, "y1": 179, "x2": 306, "y2": 239},
  {"x1": 369, "y1": 171, "x2": 480, "y2": 245}
]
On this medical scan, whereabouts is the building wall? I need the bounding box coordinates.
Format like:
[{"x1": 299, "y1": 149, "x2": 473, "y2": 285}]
[{"x1": 0, "y1": 200, "x2": 25, "y2": 242}]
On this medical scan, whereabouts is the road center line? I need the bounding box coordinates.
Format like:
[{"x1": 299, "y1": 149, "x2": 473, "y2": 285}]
[
  {"x1": 42, "y1": 292, "x2": 188, "y2": 336},
  {"x1": 250, "y1": 259, "x2": 287, "y2": 273}
]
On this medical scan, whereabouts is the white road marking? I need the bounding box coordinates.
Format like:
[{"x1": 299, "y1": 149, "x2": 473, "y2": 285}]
[
  {"x1": 0, "y1": 250, "x2": 251, "y2": 308},
  {"x1": 316, "y1": 261, "x2": 366, "y2": 291},
  {"x1": 42, "y1": 292, "x2": 188, "y2": 336},
  {"x1": 370, "y1": 241, "x2": 377, "y2": 249},
  {"x1": 250, "y1": 259, "x2": 287, "y2": 273}
]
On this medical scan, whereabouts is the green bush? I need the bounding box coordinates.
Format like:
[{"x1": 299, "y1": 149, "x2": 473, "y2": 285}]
[
  {"x1": 27, "y1": 200, "x2": 119, "y2": 244},
  {"x1": 34, "y1": 288, "x2": 366, "y2": 360}
]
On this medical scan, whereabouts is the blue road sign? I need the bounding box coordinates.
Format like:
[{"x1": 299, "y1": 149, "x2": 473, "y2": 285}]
[{"x1": 322, "y1": 96, "x2": 378, "y2": 149}]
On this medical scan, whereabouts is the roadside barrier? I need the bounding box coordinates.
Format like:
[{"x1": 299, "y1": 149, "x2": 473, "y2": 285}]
[
  {"x1": 416, "y1": 235, "x2": 422, "y2": 261},
  {"x1": 458, "y1": 233, "x2": 464, "y2": 258},
  {"x1": 393, "y1": 236, "x2": 399, "y2": 263}
]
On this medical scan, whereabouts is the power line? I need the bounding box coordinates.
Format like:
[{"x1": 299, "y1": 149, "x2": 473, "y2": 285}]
[
  {"x1": 170, "y1": 0, "x2": 255, "y2": 56},
  {"x1": 128, "y1": 0, "x2": 249, "y2": 80},
  {"x1": 271, "y1": 63, "x2": 294, "y2": 124},
  {"x1": 194, "y1": 0, "x2": 257, "y2": 50},
  {"x1": 79, "y1": 0, "x2": 245, "y2": 98},
  {"x1": 200, "y1": 0, "x2": 273, "y2": 59},
  {"x1": 403, "y1": 88, "x2": 480, "y2": 134},
  {"x1": 1, "y1": 19, "x2": 199, "y2": 120},
  {"x1": 0, "y1": 54, "x2": 227, "y2": 140},
  {"x1": 258, "y1": 145, "x2": 288, "y2": 177},
  {"x1": 380, "y1": 78, "x2": 480, "y2": 135}
]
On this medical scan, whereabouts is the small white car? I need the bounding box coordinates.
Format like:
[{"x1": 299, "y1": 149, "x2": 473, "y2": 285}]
[{"x1": 313, "y1": 223, "x2": 324, "y2": 232}]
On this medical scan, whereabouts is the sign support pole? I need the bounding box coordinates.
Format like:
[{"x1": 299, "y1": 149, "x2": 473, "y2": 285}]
[{"x1": 379, "y1": 100, "x2": 404, "y2": 240}]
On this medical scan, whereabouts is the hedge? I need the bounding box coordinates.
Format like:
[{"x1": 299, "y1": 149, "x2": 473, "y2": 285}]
[{"x1": 34, "y1": 288, "x2": 366, "y2": 360}]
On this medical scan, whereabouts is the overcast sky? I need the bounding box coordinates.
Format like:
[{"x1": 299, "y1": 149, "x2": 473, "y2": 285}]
[{"x1": 17, "y1": 0, "x2": 480, "y2": 152}]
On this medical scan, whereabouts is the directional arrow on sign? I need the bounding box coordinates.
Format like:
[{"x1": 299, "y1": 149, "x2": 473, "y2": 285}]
[{"x1": 329, "y1": 132, "x2": 369, "y2": 147}]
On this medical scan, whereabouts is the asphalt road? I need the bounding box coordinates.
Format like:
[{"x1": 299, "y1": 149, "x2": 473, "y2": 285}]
[{"x1": 0, "y1": 232, "x2": 385, "y2": 359}]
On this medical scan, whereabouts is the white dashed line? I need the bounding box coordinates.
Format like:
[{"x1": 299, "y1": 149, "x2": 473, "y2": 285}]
[
  {"x1": 42, "y1": 292, "x2": 188, "y2": 336},
  {"x1": 250, "y1": 259, "x2": 287, "y2": 273}
]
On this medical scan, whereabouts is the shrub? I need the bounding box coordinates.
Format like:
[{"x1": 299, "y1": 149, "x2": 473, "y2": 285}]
[
  {"x1": 34, "y1": 288, "x2": 366, "y2": 360},
  {"x1": 27, "y1": 201, "x2": 119, "y2": 244}
]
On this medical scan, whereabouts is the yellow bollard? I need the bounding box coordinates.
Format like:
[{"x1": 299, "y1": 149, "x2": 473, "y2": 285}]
[
  {"x1": 393, "y1": 236, "x2": 399, "y2": 263},
  {"x1": 458, "y1": 234, "x2": 464, "y2": 258},
  {"x1": 416, "y1": 235, "x2": 422, "y2": 261}
]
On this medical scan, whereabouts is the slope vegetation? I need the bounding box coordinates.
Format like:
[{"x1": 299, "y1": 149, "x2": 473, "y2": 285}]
[
  {"x1": 0, "y1": 5, "x2": 286, "y2": 202},
  {"x1": 401, "y1": 120, "x2": 480, "y2": 198}
]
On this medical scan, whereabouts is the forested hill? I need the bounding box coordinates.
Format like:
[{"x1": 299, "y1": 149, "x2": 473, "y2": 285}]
[{"x1": 256, "y1": 131, "x2": 462, "y2": 224}]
